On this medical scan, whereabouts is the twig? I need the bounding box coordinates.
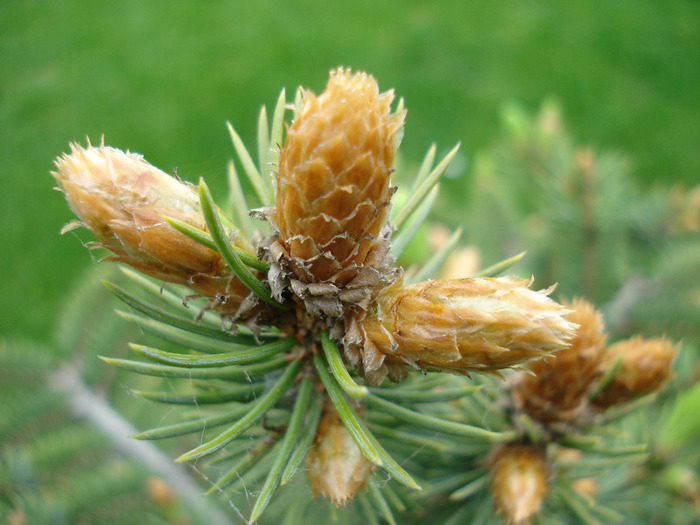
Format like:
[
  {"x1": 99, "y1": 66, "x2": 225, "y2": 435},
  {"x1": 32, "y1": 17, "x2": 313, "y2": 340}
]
[{"x1": 49, "y1": 365, "x2": 235, "y2": 525}]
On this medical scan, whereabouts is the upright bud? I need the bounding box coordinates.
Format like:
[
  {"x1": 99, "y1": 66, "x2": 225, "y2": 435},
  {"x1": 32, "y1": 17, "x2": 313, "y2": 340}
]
[
  {"x1": 52, "y1": 142, "x2": 253, "y2": 315},
  {"x1": 514, "y1": 298, "x2": 606, "y2": 423},
  {"x1": 268, "y1": 68, "x2": 404, "y2": 315},
  {"x1": 592, "y1": 336, "x2": 678, "y2": 409},
  {"x1": 306, "y1": 402, "x2": 373, "y2": 506},
  {"x1": 490, "y1": 445, "x2": 550, "y2": 525},
  {"x1": 347, "y1": 277, "x2": 577, "y2": 385}
]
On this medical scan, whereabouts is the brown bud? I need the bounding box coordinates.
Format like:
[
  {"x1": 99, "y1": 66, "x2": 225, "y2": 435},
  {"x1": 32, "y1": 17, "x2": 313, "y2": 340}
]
[
  {"x1": 514, "y1": 298, "x2": 606, "y2": 423},
  {"x1": 572, "y1": 478, "x2": 598, "y2": 499},
  {"x1": 274, "y1": 68, "x2": 404, "y2": 286},
  {"x1": 306, "y1": 402, "x2": 373, "y2": 506},
  {"x1": 53, "y1": 142, "x2": 253, "y2": 314},
  {"x1": 669, "y1": 184, "x2": 700, "y2": 233},
  {"x1": 349, "y1": 277, "x2": 577, "y2": 384},
  {"x1": 490, "y1": 445, "x2": 550, "y2": 525},
  {"x1": 592, "y1": 336, "x2": 678, "y2": 409},
  {"x1": 146, "y1": 476, "x2": 176, "y2": 508}
]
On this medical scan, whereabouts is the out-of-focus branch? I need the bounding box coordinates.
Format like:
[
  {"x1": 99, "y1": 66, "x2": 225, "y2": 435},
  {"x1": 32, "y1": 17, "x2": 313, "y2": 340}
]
[{"x1": 49, "y1": 365, "x2": 234, "y2": 525}]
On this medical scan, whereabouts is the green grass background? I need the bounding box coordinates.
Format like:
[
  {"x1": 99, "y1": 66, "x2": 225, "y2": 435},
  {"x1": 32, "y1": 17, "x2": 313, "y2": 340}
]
[{"x1": 1, "y1": 0, "x2": 698, "y2": 342}]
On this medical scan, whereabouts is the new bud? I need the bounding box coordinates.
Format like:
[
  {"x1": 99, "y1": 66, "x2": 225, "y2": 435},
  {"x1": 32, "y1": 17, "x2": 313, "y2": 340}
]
[
  {"x1": 306, "y1": 402, "x2": 373, "y2": 506},
  {"x1": 490, "y1": 445, "x2": 550, "y2": 525},
  {"x1": 593, "y1": 336, "x2": 678, "y2": 409},
  {"x1": 514, "y1": 298, "x2": 606, "y2": 423},
  {"x1": 270, "y1": 68, "x2": 404, "y2": 314},
  {"x1": 349, "y1": 277, "x2": 577, "y2": 384},
  {"x1": 53, "y1": 142, "x2": 252, "y2": 314}
]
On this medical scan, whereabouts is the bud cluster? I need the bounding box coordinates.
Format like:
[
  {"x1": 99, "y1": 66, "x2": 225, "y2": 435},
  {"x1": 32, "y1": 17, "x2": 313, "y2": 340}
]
[
  {"x1": 486, "y1": 298, "x2": 679, "y2": 523},
  {"x1": 52, "y1": 68, "x2": 588, "y2": 516},
  {"x1": 510, "y1": 298, "x2": 678, "y2": 433}
]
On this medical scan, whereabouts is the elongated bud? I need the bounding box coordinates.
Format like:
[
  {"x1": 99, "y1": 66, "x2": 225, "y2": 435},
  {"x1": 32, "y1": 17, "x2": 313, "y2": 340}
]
[
  {"x1": 306, "y1": 402, "x2": 373, "y2": 506},
  {"x1": 348, "y1": 277, "x2": 577, "y2": 384},
  {"x1": 592, "y1": 336, "x2": 678, "y2": 409},
  {"x1": 490, "y1": 445, "x2": 550, "y2": 525},
  {"x1": 268, "y1": 68, "x2": 404, "y2": 315},
  {"x1": 53, "y1": 142, "x2": 252, "y2": 314},
  {"x1": 514, "y1": 298, "x2": 606, "y2": 423}
]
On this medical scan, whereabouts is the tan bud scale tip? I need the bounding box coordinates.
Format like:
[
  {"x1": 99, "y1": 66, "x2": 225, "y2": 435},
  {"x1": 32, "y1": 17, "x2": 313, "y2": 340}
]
[
  {"x1": 516, "y1": 298, "x2": 607, "y2": 422},
  {"x1": 274, "y1": 68, "x2": 405, "y2": 284},
  {"x1": 490, "y1": 445, "x2": 550, "y2": 525},
  {"x1": 353, "y1": 277, "x2": 577, "y2": 379},
  {"x1": 593, "y1": 336, "x2": 678, "y2": 409},
  {"x1": 306, "y1": 403, "x2": 373, "y2": 507},
  {"x1": 52, "y1": 142, "x2": 252, "y2": 313}
]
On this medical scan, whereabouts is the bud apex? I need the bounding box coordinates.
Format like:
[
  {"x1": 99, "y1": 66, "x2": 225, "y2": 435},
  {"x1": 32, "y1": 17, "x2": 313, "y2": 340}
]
[
  {"x1": 593, "y1": 336, "x2": 678, "y2": 409},
  {"x1": 490, "y1": 445, "x2": 550, "y2": 525},
  {"x1": 307, "y1": 402, "x2": 373, "y2": 506},
  {"x1": 52, "y1": 142, "x2": 252, "y2": 314},
  {"x1": 350, "y1": 277, "x2": 577, "y2": 384}
]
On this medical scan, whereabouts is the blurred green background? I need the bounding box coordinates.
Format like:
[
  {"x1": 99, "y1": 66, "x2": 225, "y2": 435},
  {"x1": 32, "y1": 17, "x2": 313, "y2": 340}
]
[{"x1": 1, "y1": 0, "x2": 699, "y2": 342}]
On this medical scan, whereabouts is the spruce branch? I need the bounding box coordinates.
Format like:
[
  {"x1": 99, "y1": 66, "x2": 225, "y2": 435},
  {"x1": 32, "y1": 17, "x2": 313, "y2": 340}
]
[{"x1": 48, "y1": 68, "x2": 694, "y2": 524}]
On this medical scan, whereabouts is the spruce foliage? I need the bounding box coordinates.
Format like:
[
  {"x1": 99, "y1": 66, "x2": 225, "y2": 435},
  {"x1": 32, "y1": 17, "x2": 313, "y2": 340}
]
[{"x1": 4, "y1": 73, "x2": 696, "y2": 524}]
